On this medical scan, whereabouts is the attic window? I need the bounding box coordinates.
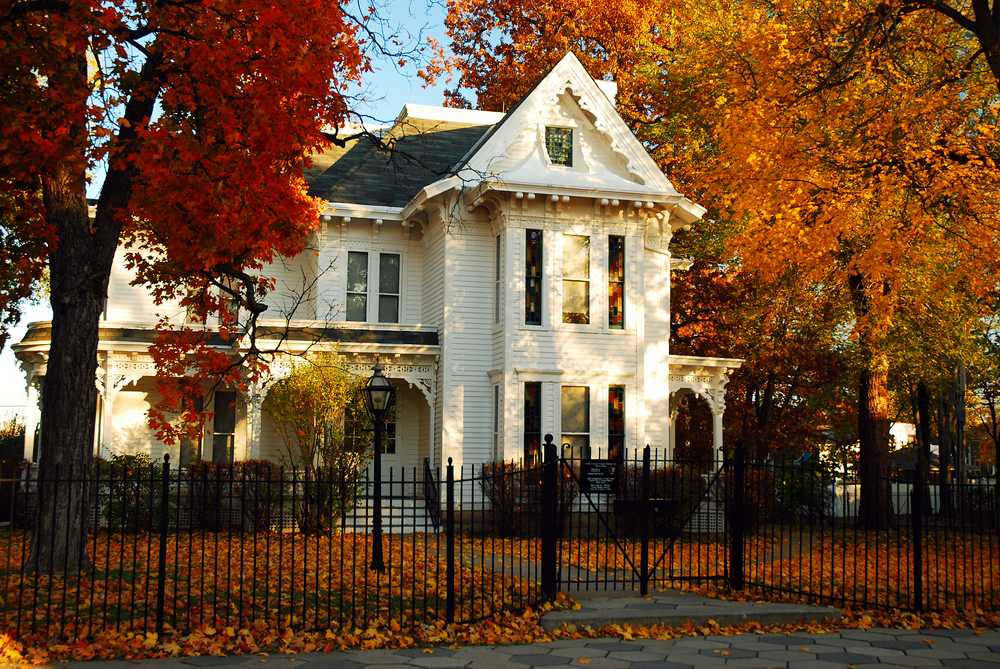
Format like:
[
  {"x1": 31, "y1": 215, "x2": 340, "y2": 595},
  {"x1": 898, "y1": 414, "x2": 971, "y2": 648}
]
[{"x1": 545, "y1": 127, "x2": 573, "y2": 167}]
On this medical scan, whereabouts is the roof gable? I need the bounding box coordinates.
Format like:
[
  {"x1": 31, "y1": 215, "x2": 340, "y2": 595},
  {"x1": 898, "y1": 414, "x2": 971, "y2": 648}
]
[{"x1": 457, "y1": 53, "x2": 680, "y2": 199}]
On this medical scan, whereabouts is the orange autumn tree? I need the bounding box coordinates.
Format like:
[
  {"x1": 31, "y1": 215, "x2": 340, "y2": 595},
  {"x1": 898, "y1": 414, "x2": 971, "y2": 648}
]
[
  {"x1": 440, "y1": 0, "x2": 1000, "y2": 529},
  {"x1": 0, "y1": 0, "x2": 380, "y2": 573}
]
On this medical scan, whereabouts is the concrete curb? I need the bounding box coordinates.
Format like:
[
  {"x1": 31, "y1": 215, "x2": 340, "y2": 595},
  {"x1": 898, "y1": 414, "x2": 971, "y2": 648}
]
[{"x1": 540, "y1": 590, "x2": 843, "y2": 631}]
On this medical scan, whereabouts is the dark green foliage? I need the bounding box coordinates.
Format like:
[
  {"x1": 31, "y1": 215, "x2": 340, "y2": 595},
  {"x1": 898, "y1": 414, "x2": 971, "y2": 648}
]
[
  {"x1": 183, "y1": 460, "x2": 231, "y2": 531},
  {"x1": 291, "y1": 464, "x2": 361, "y2": 535},
  {"x1": 649, "y1": 466, "x2": 708, "y2": 537},
  {"x1": 232, "y1": 459, "x2": 283, "y2": 533},
  {"x1": 94, "y1": 453, "x2": 169, "y2": 533}
]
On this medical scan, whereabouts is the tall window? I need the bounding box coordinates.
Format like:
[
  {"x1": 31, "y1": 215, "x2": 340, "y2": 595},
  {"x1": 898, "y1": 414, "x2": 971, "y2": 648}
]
[
  {"x1": 545, "y1": 127, "x2": 573, "y2": 166},
  {"x1": 609, "y1": 236, "x2": 624, "y2": 329},
  {"x1": 524, "y1": 382, "x2": 542, "y2": 464},
  {"x1": 525, "y1": 230, "x2": 542, "y2": 326},
  {"x1": 561, "y1": 386, "x2": 590, "y2": 460},
  {"x1": 346, "y1": 251, "x2": 368, "y2": 321},
  {"x1": 609, "y1": 386, "x2": 625, "y2": 461},
  {"x1": 495, "y1": 235, "x2": 502, "y2": 324},
  {"x1": 562, "y1": 235, "x2": 590, "y2": 324},
  {"x1": 378, "y1": 253, "x2": 400, "y2": 323},
  {"x1": 212, "y1": 391, "x2": 236, "y2": 465}
]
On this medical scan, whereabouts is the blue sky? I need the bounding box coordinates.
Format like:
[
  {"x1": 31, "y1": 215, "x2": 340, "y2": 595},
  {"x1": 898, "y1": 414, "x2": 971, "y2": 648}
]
[{"x1": 0, "y1": 1, "x2": 455, "y2": 416}]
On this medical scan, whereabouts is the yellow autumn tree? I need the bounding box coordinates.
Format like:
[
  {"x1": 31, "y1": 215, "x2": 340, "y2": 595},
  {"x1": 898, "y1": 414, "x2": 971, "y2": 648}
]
[{"x1": 439, "y1": 0, "x2": 1000, "y2": 528}]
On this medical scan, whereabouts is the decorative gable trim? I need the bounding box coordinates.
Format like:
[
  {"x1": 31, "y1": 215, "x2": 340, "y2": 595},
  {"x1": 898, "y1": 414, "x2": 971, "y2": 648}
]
[{"x1": 459, "y1": 53, "x2": 680, "y2": 197}]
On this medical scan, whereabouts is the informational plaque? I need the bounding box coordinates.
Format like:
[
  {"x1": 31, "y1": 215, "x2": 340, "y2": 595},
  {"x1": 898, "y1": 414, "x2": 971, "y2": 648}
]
[{"x1": 580, "y1": 459, "x2": 619, "y2": 494}]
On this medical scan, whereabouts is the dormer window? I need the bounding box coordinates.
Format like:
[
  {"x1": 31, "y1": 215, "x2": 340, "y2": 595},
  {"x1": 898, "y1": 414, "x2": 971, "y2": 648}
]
[{"x1": 545, "y1": 127, "x2": 573, "y2": 167}]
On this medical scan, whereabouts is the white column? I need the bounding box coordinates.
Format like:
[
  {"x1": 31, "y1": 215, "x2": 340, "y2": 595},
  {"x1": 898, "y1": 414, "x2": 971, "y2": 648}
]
[
  {"x1": 712, "y1": 406, "x2": 724, "y2": 469},
  {"x1": 102, "y1": 393, "x2": 115, "y2": 459},
  {"x1": 248, "y1": 394, "x2": 263, "y2": 459},
  {"x1": 24, "y1": 380, "x2": 38, "y2": 461}
]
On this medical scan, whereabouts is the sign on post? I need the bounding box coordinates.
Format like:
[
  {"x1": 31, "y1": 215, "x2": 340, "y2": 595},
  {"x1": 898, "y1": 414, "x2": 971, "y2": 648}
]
[{"x1": 580, "y1": 459, "x2": 619, "y2": 494}]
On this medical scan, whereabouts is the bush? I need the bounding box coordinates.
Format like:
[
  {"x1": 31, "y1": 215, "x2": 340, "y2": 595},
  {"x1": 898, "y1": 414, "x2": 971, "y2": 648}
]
[
  {"x1": 480, "y1": 461, "x2": 530, "y2": 536},
  {"x1": 772, "y1": 461, "x2": 834, "y2": 525},
  {"x1": 183, "y1": 460, "x2": 232, "y2": 531},
  {"x1": 94, "y1": 453, "x2": 169, "y2": 532},
  {"x1": 650, "y1": 466, "x2": 708, "y2": 537},
  {"x1": 735, "y1": 469, "x2": 775, "y2": 533},
  {"x1": 233, "y1": 460, "x2": 283, "y2": 533},
  {"x1": 291, "y1": 464, "x2": 361, "y2": 535}
]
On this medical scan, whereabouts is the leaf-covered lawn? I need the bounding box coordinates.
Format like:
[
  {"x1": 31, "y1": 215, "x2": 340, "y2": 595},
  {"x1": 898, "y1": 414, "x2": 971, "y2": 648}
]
[{"x1": 0, "y1": 530, "x2": 538, "y2": 645}]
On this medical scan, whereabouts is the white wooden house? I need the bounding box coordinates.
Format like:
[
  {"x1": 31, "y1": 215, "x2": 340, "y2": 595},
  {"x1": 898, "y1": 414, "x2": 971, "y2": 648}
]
[{"x1": 15, "y1": 53, "x2": 741, "y2": 471}]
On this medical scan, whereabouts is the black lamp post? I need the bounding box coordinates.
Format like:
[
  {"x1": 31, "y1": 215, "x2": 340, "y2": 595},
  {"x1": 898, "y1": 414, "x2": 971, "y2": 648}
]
[{"x1": 362, "y1": 358, "x2": 395, "y2": 574}]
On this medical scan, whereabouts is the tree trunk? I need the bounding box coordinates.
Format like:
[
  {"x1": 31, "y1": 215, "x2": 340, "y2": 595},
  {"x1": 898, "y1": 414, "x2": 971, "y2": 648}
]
[
  {"x1": 856, "y1": 351, "x2": 897, "y2": 530},
  {"x1": 849, "y1": 272, "x2": 896, "y2": 530},
  {"x1": 26, "y1": 49, "x2": 163, "y2": 574},
  {"x1": 916, "y1": 381, "x2": 932, "y2": 516},
  {"x1": 937, "y1": 391, "x2": 954, "y2": 518},
  {"x1": 955, "y1": 363, "x2": 967, "y2": 492}
]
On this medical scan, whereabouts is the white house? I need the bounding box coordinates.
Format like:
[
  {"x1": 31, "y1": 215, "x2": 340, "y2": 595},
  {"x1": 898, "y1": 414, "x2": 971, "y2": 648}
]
[{"x1": 15, "y1": 53, "x2": 741, "y2": 472}]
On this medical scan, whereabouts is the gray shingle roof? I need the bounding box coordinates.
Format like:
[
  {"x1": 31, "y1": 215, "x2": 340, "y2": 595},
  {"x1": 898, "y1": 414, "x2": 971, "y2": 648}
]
[{"x1": 304, "y1": 117, "x2": 495, "y2": 208}]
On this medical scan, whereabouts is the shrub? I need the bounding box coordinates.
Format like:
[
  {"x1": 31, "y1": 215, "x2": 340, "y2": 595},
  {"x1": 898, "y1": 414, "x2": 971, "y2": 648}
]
[
  {"x1": 480, "y1": 461, "x2": 529, "y2": 536},
  {"x1": 183, "y1": 460, "x2": 232, "y2": 531},
  {"x1": 772, "y1": 461, "x2": 835, "y2": 525},
  {"x1": 735, "y1": 469, "x2": 775, "y2": 533},
  {"x1": 290, "y1": 464, "x2": 362, "y2": 535},
  {"x1": 94, "y1": 453, "x2": 169, "y2": 532},
  {"x1": 233, "y1": 460, "x2": 283, "y2": 533},
  {"x1": 650, "y1": 466, "x2": 708, "y2": 537}
]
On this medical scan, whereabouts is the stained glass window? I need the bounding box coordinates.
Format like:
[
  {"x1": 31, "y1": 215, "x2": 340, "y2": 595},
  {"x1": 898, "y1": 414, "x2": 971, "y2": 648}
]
[
  {"x1": 609, "y1": 386, "x2": 625, "y2": 461},
  {"x1": 545, "y1": 127, "x2": 573, "y2": 167},
  {"x1": 526, "y1": 230, "x2": 542, "y2": 325},
  {"x1": 524, "y1": 382, "x2": 542, "y2": 464},
  {"x1": 609, "y1": 236, "x2": 624, "y2": 329}
]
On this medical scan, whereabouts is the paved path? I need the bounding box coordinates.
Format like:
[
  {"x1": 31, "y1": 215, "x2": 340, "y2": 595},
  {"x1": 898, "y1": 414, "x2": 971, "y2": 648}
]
[
  {"x1": 542, "y1": 589, "x2": 839, "y2": 630},
  {"x1": 57, "y1": 627, "x2": 1000, "y2": 669}
]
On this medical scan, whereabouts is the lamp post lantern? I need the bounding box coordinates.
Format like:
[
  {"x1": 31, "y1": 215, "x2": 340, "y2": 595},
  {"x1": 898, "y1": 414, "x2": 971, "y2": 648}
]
[{"x1": 362, "y1": 358, "x2": 395, "y2": 574}]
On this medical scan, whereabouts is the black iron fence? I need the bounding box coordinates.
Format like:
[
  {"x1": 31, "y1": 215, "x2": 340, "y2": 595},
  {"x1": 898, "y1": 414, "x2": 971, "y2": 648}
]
[
  {"x1": 0, "y1": 455, "x2": 545, "y2": 641},
  {"x1": 2, "y1": 441, "x2": 998, "y2": 643}
]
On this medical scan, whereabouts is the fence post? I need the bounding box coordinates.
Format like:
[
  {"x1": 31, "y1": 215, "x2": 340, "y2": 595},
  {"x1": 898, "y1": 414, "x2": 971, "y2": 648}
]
[
  {"x1": 728, "y1": 446, "x2": 746, "y2": 592},
  {"x1": 155, "y1": 454, "x2": 170, "y2": 636},
  {"x1": 640, "y1": 445, "x2": 651, "y2": 596},
  {"x1": 912, "y1": 465, "x2": 924, "y2": 610},
  {"x1": 445, "y1": 458, "x2": 455, "y2": 624},
  {"x1": 541, "y1": 435, "x2": 558, "y2": 601}
]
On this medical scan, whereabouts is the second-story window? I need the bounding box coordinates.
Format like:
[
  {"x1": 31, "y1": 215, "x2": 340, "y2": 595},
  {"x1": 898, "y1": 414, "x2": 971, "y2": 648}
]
[
  {"x1": 347, "y1": 251, "x2": 368, "y2": 321},
  {"x1": 609, "y1": 235, "x2": 625, "y2": 329},
  {"x1": 563, "y1": 234, "x2": 590, "y2": 324},
  {"x1": 378, "y1": 253, "x2": 400, "y2": 323},
  {"x1": 525, "y1": 230, "x2": 542, "y2": 326},
  {"x1": 347, "y1": 251, "x2": 401, "y2": 323}
]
